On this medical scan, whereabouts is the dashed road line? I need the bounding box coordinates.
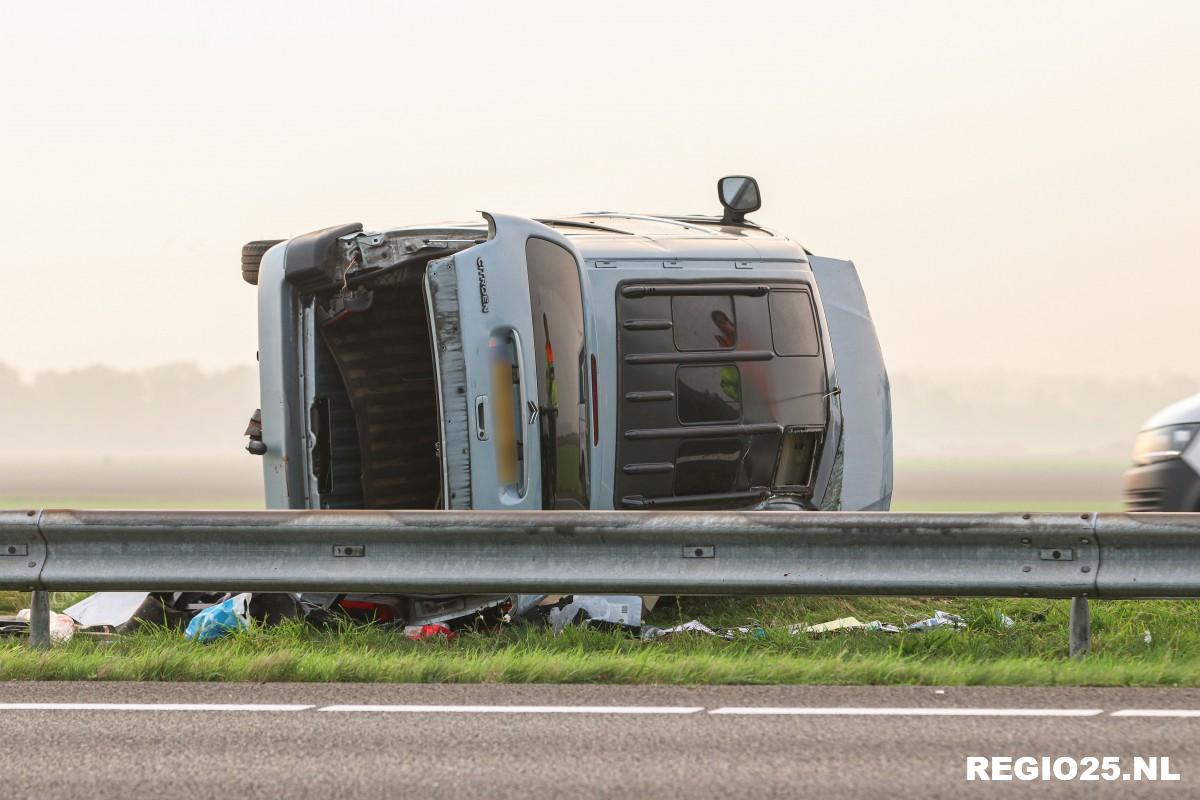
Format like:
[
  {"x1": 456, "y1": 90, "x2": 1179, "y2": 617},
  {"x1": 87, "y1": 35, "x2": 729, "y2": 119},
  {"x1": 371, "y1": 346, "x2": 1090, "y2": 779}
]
[
  {"x1": 0, "y1": 703, "x2": 313, "y2": 712},
  {"x1": 708, "y1": 707, "x2": 1105, "y2": 717},
  {"x1": 1110, "y1": 709, "x2": 1200, "y2": 717},
  {"x1": 319, "y1": 704, "x2": 706, "y2": 714}
]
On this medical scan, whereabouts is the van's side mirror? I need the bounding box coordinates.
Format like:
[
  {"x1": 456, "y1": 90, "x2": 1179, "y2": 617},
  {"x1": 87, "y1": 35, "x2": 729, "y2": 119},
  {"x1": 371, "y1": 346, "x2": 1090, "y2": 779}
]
[{"x1": 718, "y1": 175, "x2": 761, "y2": 224}]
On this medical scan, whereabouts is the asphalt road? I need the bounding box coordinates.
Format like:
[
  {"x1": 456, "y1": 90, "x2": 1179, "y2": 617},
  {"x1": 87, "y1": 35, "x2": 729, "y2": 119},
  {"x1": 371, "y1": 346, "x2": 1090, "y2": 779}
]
[{"x1": 4, "y1": 682, "x2": 1200, "y2": 799}]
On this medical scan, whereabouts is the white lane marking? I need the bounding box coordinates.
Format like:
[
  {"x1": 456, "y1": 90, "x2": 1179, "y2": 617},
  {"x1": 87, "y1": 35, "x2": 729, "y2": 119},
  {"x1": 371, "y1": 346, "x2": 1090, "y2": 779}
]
[
  {"x1": 0, "y1": 703, "x2": 313, "y2": 712},
  {"x1": 709, "y1": 707, "x2": 1105, "y2": 717},
  {"x1": 319, "y1": 705, "x2": 705, "y2": 714},
  {"x1": 1111, "y1": 709, "x2": 1200, "y2": 717}
]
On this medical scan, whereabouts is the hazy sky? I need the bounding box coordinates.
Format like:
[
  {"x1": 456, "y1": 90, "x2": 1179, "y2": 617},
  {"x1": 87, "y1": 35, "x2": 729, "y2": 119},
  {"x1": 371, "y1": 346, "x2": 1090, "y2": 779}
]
[{"x1": 2, "y1": 2, "x2": 1196, "y2": 379}]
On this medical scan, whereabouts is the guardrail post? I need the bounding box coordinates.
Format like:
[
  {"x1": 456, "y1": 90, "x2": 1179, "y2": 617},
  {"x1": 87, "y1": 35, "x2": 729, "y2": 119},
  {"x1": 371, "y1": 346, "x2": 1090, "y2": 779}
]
[
  {"x1": 28, "y1": 590, "x2": 50, "y2": 650},
  {"x1": 1069, "y1": 596, "x2": 1090, "y2": 658}
]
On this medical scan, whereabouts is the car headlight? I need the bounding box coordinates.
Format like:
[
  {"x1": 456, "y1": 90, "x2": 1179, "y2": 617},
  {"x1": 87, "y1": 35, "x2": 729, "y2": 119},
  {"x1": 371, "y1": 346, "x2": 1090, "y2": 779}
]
[{"x1": 1132, "y1": 424, "x2": 1199, "y2": 465}]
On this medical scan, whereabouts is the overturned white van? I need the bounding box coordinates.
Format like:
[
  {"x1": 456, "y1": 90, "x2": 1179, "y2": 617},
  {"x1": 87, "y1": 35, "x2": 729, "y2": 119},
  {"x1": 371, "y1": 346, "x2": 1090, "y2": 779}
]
[{"x1": 243, "y1": 177, "x2": 892, "y2": 516}]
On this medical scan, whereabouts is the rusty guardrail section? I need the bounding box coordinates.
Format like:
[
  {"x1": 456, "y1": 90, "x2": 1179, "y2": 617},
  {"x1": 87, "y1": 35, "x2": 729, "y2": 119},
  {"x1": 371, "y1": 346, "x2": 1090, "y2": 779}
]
[{"x1": 3, "y1": 510, "x2": 1197, "y2": 652}]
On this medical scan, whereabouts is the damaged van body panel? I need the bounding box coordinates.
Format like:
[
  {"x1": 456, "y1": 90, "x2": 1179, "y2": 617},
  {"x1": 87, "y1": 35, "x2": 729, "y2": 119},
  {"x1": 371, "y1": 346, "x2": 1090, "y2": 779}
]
[{"x1": 809, "y1": 256, "x2": 893, "y2": 511}]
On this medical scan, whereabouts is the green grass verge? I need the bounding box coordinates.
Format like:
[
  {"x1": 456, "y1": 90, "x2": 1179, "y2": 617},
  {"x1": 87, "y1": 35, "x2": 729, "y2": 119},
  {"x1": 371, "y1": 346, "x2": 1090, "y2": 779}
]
[{"x1": 2, "y1": 596, "x2": 1196, "y2": 686}]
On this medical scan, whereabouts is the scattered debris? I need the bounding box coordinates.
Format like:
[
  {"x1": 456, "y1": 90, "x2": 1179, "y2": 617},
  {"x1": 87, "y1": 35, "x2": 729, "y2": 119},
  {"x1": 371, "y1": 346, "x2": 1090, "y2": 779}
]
[
  {"x1": 16, "y1": 608, "x2": 76, "y2": 643},
  {"x1": 726, "y1": 624, "x2": 769, "y2": 638},
  {"x1": 549, "y1": 595, "x2": 643, "y2": 635},
  {"x1": 0, "y1": 616, "x2": 28, "y2": 637},
  {"x1": 791, "y1": 616, "x2": 865, "y2": 634},
  {"x1": 641, "y1": 620, "x2": 721, "y2": 640},
  {"x1": 405, "y1": 623, "x2": 454, "y2": 640},
  {"x1": 1144, "y1": 630, "x2": 1153, "y2": 646},
  {"x1": 335, "y1": 595, "x2": 402, "y2": 624},
  {"x1": 18, "y1": 586, "x2": 1016, "y2": 649},
  {"x1": 185, "y1": 593, "x2": 252, "y2": 643},
  {"x1": 907, "y1": 610, "x2": 966, "y2": 632},
  {"x1": 789, "y1": 617, "x2": 901, "y2": 635},
  {"x1": 64, "y1": 592, "x2": 152, "y2": 629},
  {"x1": 506, "y1": 594, "x2": 551, "y2": 623}
]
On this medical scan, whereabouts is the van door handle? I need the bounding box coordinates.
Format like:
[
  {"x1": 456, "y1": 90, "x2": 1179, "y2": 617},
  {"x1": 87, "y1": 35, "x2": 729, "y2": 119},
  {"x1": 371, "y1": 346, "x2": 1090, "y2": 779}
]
[{"x1": 475, "y1": 395, "x2": 490, "y2": 441}]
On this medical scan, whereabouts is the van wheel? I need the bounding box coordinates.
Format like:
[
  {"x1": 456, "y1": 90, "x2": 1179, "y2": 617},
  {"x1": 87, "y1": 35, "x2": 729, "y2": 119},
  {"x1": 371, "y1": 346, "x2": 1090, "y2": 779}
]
[{"x1": 242, "y1": 240, "x2": 285, "y2": 285}]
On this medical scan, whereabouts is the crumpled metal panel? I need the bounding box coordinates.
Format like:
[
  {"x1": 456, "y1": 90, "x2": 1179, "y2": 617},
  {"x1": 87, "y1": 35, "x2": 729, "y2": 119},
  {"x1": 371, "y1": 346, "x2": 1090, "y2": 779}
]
[{"x1": 425, "y1": 256, "x2": 473, "y2": 510}]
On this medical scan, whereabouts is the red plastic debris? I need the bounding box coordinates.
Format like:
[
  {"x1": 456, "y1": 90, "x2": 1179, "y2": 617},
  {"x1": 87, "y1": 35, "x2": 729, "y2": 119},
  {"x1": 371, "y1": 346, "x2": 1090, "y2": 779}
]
[
  {"x1": 404, "y1": 623, "x2": 455, "y2": 640},
  {"x1": 336, "y1": 599, "x2": 398, "y2": 623}
]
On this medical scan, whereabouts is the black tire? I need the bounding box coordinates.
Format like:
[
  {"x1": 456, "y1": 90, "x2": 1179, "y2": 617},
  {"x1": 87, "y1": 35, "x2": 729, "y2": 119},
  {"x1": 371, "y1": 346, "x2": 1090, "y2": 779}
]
[{"x1": 241, "y1": 239, "x2": 285, "y2": 285}]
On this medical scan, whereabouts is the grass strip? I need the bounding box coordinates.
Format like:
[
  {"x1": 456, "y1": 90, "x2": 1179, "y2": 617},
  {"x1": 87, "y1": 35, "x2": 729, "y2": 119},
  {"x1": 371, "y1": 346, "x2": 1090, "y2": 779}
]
[{"x1": 2, "y1": 596, "x2": 1197, "y2": 686}]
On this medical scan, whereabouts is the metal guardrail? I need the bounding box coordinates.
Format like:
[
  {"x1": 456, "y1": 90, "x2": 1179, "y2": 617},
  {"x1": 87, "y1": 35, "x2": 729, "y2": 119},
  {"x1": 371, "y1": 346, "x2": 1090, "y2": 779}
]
[{"x1": 3, "y1": 509, "x2": 1198, "y2": 653}]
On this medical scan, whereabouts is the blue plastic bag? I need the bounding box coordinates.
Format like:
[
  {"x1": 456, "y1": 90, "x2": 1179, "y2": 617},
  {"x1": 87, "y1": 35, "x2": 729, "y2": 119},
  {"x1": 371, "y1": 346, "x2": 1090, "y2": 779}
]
[{"x1": 185, "y1": 593, "x2": 251, "y2": 643}]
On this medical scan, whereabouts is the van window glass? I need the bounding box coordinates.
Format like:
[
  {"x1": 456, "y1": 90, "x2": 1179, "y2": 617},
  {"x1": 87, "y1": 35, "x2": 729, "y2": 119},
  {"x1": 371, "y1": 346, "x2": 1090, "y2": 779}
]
[
  {"x1": 677, "y1": 365, "x2": 741, "y2": 424},
  {"x1": 526, "y1": 237, "x2": 589, "y2": 509},
  {"x1": 769, "y1": 289, "x2": 820, "y2": 356},
  {"x1": 672, "y1": 295, "x2": 736, "y2": 351},
  {"x1": 674, "y1": 438, "x2": 743, "y2": 496}
]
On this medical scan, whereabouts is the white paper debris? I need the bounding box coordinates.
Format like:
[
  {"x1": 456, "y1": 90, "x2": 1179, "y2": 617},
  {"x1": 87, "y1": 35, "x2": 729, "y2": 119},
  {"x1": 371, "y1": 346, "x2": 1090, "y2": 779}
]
[
  {"x1": 641, "y1": 620, "x2": 719, "y2": 640},
  {"x1": 790, "y1": 616, "x2": 867, "y2": 634},
  {"x1": 907, "y1": 610, "x2": 966, "y2": 632},
  {"x1": 64, "y1": 592, "x2": 152, "y2": 628},
  {"x1": 549, "y1": 595, "x2": 643, "y2": 635},
  {"x1": 788, "y1": 617, "x2": 901, "y2": 635}
]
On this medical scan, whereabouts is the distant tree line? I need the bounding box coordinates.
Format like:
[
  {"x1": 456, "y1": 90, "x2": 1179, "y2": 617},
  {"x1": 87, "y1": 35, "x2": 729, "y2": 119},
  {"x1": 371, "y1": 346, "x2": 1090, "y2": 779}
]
[
  {"x1": 0, "y1": 362, "x2": 1194, "y2": 462},
  {"x1": 0, "y1": 362, "x2": 258, "y2": 459}
]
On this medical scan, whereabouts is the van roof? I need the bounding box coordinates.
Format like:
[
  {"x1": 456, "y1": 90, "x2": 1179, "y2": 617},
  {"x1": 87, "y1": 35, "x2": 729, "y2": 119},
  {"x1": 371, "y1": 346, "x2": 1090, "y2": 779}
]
[
  {"x1": 387, "y1": 213, "x2": 809, "y2": 263},
  {"x1": 546, "y1": 214, "x2": 807, "y2": 262}
]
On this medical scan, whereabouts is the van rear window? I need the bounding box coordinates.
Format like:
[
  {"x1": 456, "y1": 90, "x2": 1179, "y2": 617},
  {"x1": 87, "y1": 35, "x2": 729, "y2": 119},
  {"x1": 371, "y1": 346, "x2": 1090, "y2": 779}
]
[
  {"x1": 672, "y1": 295, "x2": 737, "y2": 351},
  {"x1": 676, "y1": 365, "x2": 741, "y2": 424},
  {"x1": 674, "y1": 438, "x2": 743, "y2": 495},
  {"x1": 526, "y1": 237, "x2": 589, "y2": 509},
  {"x1": 768, "y1": 289, "x2": 820, "y2": 356}
]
